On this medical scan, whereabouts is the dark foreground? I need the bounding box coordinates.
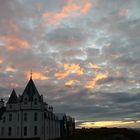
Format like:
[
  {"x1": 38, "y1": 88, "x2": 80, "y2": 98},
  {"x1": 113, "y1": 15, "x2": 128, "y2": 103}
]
[
  {"x1": 0, "y1": 128, "x2": 140, "y2": 140},
  {"x1": 63, "y1": 128, "x2": 140, "y2": 140}
]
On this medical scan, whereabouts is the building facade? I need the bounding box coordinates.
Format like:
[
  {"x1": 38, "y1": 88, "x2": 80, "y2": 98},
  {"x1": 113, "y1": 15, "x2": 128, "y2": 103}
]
[{"x1": 0, "y1": 77, "x2": 75, "y2": 140}]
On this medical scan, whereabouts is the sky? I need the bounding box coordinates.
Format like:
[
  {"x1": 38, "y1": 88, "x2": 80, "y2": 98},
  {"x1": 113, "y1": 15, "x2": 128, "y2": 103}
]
[{"x1": 0, "y1": 0, "x2": 140, "y2": 128}]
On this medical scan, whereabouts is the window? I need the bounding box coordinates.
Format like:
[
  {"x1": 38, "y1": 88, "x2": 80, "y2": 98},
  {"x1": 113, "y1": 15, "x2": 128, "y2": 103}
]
[
  {"x1": 17, "y1": 126, "x2": 19, "y2": 136},
  {"x1": 42, "y1": 126, "x2": 44, "y2": 135},
  {"x1": 24, "y1": 112, "x2": 27, "y2": 121},
  {"x1": 24, "y1": 98, "x2": 27, "y2": 104},
  {"x1": 9, "y1": 114, "x2": 12, "y2": 121},
  {"x1": 3, "y1": 117, "x2": 6, "y2": 123},
  {"x1": 24, "y1": 126, "x2": 27, "y2": 136},
  {"x1": 34, "y1": 98, "x2": 37, "y2": 105},
  {"x1": 8, "y1": 127, "x2": 11, "y2": 136},
  {"x1": 34, "y1": 112, "x2": 37, "y2": 121},
  {"x1": 1, "y1": 127, "x2": 4, "y2": 136},
  {"x1": 44, "y1": 112, "x2": 46, "y2": 119},
  {"x1": 34, "y1": 126, "x2": 37, "y2": 136}
]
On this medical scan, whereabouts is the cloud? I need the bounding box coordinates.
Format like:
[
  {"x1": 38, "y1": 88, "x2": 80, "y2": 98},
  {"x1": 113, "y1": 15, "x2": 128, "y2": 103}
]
[
  {"x1": 0, "y1": 58, "x2": 3, "y2": 64},
  {"x1": 0, "y1": 0, "x2": 140, "y2": 128},
  {"x1": 43, "y1": 0, "x2": 92, "y2": 25},
  {"x1": 26, "y1": 71, "x2": 49, "y2": 80},
  {"x1": 85, "y1": 72, "x2": 108, "y2": 89},
  {"x1": 65, "y1": 79, "x2": 80, "y2": 88},
  {"x1": 0, "y1": 35, "x2": 29, "y2": 51},
  {"x1": 55, "y1": 63, "x2": 84, "y2": 79},
  {"x1": 46, "y1": 27, "x2": 88, "y2": 47},
  {"x1": 5, "y1": 66, "x2": 17, "y2": 72}
]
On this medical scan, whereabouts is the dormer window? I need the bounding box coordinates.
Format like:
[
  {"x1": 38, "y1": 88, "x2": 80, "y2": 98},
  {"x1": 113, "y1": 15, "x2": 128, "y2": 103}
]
[
  {"x1": 24, "y1": 98, "x2": 28, "y2": 104},
  {"x1": 34, "y1": 98, "x2": 37, "y2": 105}
]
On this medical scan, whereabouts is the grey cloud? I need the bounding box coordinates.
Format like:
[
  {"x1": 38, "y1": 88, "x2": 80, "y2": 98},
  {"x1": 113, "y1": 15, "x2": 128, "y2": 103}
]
[
  {"x1": 46, "y1": 28, "x2": 89, "y2": 47},
  {"x1": 0, "y1": 0, "x2": 140, "y2": 127}
]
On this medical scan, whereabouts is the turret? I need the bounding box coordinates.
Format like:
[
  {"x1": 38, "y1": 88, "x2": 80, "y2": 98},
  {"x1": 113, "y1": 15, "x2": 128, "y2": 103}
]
[
  {"x1": 7, "y1": 89, "x2": 18, "y2": 104},
  {"x1": 20, "y1": 77, "x2": 40, "y2": 102},
  {"x1": 0, "y1": 99, "x2": 4, "y2": 108},
  {"x1": 6, "y1": 89, "x2": 19, "y2": 110}
]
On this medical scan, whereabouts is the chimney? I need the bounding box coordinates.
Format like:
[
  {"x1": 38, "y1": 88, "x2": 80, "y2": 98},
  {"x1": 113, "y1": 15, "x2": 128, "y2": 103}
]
[
  {"x1": 49, "y1": 106, "x2": 53, "y2": 112},
  {"x1": 45, "y1": 103, "x2": 48, "y2": 109}
]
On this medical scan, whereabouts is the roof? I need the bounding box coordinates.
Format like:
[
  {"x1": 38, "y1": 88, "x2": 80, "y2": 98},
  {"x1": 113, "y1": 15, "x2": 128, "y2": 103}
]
[
  {"x1": 7, "y1": 89, "x2": 18, "y2": 104},
  {"x1": 21, "y1": 78, "x2": 40, "y2": 101}
]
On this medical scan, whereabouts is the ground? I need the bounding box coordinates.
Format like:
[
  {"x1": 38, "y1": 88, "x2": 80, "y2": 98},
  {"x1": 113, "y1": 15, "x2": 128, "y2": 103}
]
[{"x1": 64, "y1": 128, "x2": 140, "y2": 140}]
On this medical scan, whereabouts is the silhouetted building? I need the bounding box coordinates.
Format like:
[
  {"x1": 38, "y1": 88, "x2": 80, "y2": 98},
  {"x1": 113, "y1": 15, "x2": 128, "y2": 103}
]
[{"x1": 0, "y1": 77, "x2": 75, "y2": 140}]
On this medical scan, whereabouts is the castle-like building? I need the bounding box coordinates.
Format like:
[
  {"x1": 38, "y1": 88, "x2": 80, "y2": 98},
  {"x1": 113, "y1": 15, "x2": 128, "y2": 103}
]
[{"x1": 0, "y1": 76, "x2": 75, "y2": 140}]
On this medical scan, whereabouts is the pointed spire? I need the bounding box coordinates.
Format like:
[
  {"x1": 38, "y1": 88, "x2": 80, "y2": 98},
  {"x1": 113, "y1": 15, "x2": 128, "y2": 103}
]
[
  {"x1": 21, "y1": 78, "x2": 40, "y2": 101},
  {"x1": 30, "y1": 69, "x2": 32, "y2": 80},
  {"x1": 7, "y1": 89, "x2": 18, "y2": 104}
]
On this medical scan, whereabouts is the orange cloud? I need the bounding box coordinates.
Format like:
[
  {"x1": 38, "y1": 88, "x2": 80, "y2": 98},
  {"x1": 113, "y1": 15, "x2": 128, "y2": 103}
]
[
  {"x1": 55, "y1": 63, "x2": 84, "y2": 79},
  {"x1": 10, "y1": 82, "x2": 19, "y2": 88},
  {"x1": 65, "y1": 79, "x2": 80, "y2": 88},
  {"x1": 26, "y1": 71, "x2": 49, "y2": 80},
  {"x1": 0, "y1": 58, "x2": 3, "y2": 64},
  {"x1": 89, "y1": 63, "x2": 101, "y2": 69},
  {"x1": 55, "y1": 71, "x2": 70, "y2": 80},
  {"x1": 64, "y1": 63, "x2": 84, "y2": 75},
  {"x1": 0, "y1": 35, "x2": 29, "y2": 51},
  {"x1": 128, "y1": 80, "x2": 136, "y2": 84},
  {"x1": 80, "y1": 0, "x2": 92, "y2": 14},
  {"x1": 43, "y1": 0, "x2": 92, "y2": 25},
  {"x1": 6, "y1": 66, "x2": 17, "y2": 72},
  {"x1": 85, "y1": 73, "x2": 108, "y2": 89},
  {"x1": 65, "y1": 79, "x2": 75, "y2": 88}
]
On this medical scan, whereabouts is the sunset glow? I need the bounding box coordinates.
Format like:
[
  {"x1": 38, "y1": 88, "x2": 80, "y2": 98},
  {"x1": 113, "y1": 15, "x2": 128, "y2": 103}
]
[
  {"x1": 5, "y1": 66, "x2": 17, "y2": 72},
  {"x1": 89, "y1": 63, "x2": 101, "y2": 69},
  {"x1": 65, "y1": 79, "x2": 80, "y2": 87},
  {"x1": 0, "y1": 0, "x2": 139, "y2": 129},
  {"x1": 0, "y1": 35, "x2": 29, "y2": 51},
  {"x1": 43, "y1": 0, "x2": 92, "y2": 25},
  {"x1": 26, "y1": 71, "x2": 49, "y2": 80},
  {"x1": 55, "y1": 63, "x2": 84, "y2": 79},
  {"x1": 0, "y1": 58, "x2": 3, "y2": 64},
  {"x1": 79, "y1": 121, "x2": 136, "y2": 128},
  {"x1": 85, "y1": 73, "x2": 108, "y2": 89}
]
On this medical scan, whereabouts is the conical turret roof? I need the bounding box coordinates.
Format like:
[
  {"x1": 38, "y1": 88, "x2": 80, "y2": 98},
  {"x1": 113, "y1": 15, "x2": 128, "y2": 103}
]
[
  {"x1": 21, "y1": 78, "x2": 40, "y2": 101},
  {"x1": 7, "y1": 89, "x2": 18, "y2": 104}
]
